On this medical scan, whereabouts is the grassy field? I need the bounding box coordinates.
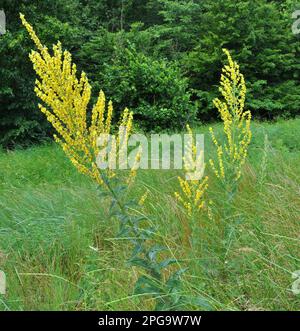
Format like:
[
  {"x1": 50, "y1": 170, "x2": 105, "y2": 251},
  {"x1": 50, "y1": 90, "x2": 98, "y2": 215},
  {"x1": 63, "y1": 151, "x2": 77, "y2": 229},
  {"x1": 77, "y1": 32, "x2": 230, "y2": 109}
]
[{"x1": 0, "y1": 119, "x2": 299, "y2": 311}]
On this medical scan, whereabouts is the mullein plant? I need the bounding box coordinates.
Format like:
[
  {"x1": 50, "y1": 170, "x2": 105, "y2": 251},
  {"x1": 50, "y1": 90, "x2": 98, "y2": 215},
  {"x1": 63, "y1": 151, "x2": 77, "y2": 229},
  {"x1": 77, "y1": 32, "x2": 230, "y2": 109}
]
[
  {"x1": 209, "y1": 49, "x2": 252, "y2": 195},
  {"x1": 175, "y1": 49, "x2": 251, "y2": 252},
  {"x1": 209, "y1": 49, "x2": 252, "y2": 251},
  {"x1": 175, "y1": 125, "x2": 209, "y2": 245},
  {"x1": 175, "y1": 125, "x2": 209, "y2": 217},
  {"x1": 20, "y1": 14, "x2": 210, "y2": 311}
]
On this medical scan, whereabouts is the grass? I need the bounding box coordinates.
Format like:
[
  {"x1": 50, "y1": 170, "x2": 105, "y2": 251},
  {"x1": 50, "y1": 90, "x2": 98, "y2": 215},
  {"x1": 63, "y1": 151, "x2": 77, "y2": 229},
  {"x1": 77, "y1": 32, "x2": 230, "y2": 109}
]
[{"x1": 0, "y1": 118, "x2": 299, "y2": 311}]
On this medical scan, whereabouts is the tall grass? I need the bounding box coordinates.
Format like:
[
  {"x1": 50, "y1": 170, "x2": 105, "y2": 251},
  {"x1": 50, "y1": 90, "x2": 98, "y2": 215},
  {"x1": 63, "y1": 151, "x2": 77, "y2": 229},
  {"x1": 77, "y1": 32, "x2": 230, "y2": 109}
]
[{"x1": 0, "y1": 119, "x2": 299, "y2": 310}]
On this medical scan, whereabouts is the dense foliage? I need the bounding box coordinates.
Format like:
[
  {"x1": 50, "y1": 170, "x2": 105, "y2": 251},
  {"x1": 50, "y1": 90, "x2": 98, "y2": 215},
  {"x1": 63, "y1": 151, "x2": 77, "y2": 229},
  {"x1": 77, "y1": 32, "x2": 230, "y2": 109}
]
[
  {"x1": 101, "y1": 46, "x2": 195, "y2": 131},
  {"x1": 1, "y1": 0, "x2": 300, "y2": 147}
]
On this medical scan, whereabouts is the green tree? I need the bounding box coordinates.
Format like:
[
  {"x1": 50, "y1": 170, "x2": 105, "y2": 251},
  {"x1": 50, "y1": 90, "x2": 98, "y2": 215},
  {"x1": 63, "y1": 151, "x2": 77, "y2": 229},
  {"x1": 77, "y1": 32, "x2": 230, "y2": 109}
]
[{"x1": 101, "y1": 46, "x2": 196, "y2": 131}]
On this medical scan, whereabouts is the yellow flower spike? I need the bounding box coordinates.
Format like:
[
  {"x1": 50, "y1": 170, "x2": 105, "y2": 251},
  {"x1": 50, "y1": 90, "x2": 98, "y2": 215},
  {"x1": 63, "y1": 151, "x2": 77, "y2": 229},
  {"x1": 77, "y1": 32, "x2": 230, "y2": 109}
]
[
  {"x1": 194, "y1": 176, "x2": 209, "y2": 205},
  {"x1": 21, "y1": 14, "x2": 137, "y2": 189},
  {"x1": 175, "y1": 126, "x2": 208, "y2": 216},
  {"x1": 210, "y1": 49, "x2": 252, "y2": 184},
  {"x1": 174, "y1": 192, "x2": 185, "y2": 205},
  {"x1": 127, "y1": 147, "x2": 142, "y2": 185},
  {"x1": 20, "y1": 13, "x2": 48, "y2": 56},
  {"x1": 178, "y1": 177, "x2": 192, "y2": 199},
  {"x1": 139, "y1": 191, "x2": 149, "y2": 206},
  {"x1": 186, "y1": 203, "x2": 192, "y2": 217},
  {"x1": 105, "y1": 101, "x2": 113, "y2": 134},
  {"x1": 209, "y1": 127, "x2": 219, "y2": 147}
]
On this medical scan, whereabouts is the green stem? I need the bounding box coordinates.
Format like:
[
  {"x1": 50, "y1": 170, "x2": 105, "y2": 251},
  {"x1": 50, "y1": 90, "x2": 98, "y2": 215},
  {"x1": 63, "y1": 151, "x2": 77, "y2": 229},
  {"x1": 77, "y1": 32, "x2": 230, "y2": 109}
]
[{"x1": 100, "y1": 172, "x2": 151, "y2": 261}]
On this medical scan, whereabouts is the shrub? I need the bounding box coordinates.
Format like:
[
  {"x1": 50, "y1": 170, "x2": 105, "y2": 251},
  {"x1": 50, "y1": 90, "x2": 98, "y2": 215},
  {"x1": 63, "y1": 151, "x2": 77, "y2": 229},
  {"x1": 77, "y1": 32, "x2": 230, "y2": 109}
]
[{"x1": 101, "y1": 46, "x2": 196, "y2": 131}]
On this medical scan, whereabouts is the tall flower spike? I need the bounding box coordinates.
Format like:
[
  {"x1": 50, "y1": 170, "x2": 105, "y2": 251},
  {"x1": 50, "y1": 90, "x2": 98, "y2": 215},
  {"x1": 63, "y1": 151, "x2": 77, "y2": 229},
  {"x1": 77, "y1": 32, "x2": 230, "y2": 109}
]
[
  {"x1": 209, "y1": 49, "x2": 252, "y2": 182},
  {"x1": 175, "y1": 125, "x2": 208, "y2": 216},
  {"x1": 20, "y1": 14, "x2": 135, "y2": 187}
]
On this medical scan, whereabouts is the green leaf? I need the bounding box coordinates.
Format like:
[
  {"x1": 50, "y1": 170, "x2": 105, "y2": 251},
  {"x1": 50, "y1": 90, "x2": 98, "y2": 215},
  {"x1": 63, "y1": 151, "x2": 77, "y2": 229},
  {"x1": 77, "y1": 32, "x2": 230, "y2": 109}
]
[
  {"x1": 158, "y1": 258, "x2": 177, "y2": 270},
  {"x1": 134, "y1": 275, "x2": 162, "y2": 296},
  {"x1": 129, "y1": 257, "x2": 150, "y2": 269},
  {"x1": 166, "y1": 268, "x2": 188, "y2": 290}
]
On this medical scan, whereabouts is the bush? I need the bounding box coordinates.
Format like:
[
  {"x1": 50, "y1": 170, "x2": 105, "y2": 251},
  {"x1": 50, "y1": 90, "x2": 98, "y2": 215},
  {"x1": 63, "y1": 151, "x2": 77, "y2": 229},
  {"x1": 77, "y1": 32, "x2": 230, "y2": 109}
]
[{"x1": 101, "y1": 46, "x2": 196, "y2": 131}]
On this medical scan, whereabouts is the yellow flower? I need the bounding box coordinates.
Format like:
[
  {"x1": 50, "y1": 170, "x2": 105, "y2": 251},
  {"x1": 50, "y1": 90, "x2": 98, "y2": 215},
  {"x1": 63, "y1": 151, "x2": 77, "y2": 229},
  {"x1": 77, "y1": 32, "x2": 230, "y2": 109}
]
[
  {"x1": 20, "y1": 14, "x2": 137, "y2": 188},
  {"x1": 175, "y1": 126, "x2": 208, "y2": 216},
  {"x1": 138, "y1": 191, "x2": 149, "y2": 206},
  {"x1": 209, "y1": 49, "x2": 252, "y2": 183}
]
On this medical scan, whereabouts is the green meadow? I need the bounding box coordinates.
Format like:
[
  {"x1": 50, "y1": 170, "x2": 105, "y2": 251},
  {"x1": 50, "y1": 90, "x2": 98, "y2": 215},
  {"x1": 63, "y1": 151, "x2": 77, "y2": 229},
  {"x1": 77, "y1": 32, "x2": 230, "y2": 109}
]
[{"x1": 0, "y1": 119, "x2": 299, "y2": 311}]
